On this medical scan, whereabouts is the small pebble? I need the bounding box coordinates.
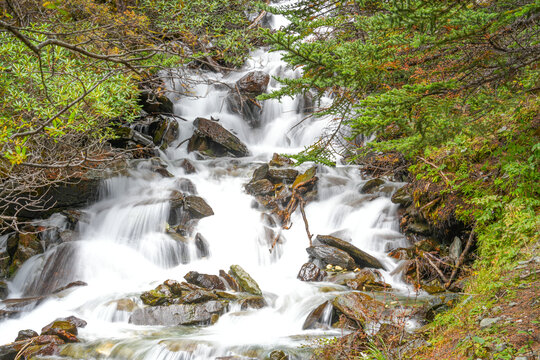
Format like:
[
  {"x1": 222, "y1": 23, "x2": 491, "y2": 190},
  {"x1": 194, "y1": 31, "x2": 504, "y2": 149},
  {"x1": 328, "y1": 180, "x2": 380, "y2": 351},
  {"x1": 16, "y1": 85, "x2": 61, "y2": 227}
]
[{"x1": 334, "y1": 266, "x2": 343, "y2": 271}]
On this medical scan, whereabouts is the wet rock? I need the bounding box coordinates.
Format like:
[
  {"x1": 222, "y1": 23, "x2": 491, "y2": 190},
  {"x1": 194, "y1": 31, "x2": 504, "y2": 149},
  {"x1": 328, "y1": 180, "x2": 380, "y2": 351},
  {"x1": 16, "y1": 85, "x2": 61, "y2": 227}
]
[
  {"x1": 306, "y1": 245, "x2": 357, "y2": 270},
  {"x1": 184, "y1": 196, "x2": 214, "y2": 219},
  {"x1": 315, "y1": 235, "x2": 384, "y2": 270},
  {"x1": 292, "y1": 166, "x2": 317, "y2": 189},
  {"x1": 34, "y1": 335, "x2": 65, "y2": 345},
  {"x1": 269, "y1": 153, "x2": 293, "y2": 167},
  {"x1": 112, "y1": 299, "x2": 138, "y2": 312},
  {"x1": 226, "y1": 71, "x2": 270, "y2": 128},
  {"x1": 55, "y1": 316, "x2": 87, "y2": 329},
  {"x1": 360, "y1": 178, "x2": 385, "y2": 194},
  {"x1": 245, "y1": 179, "x2": 274, "y2": 196},
  {"x1": 303, "y1": 301, "x2": 332, "y2": 330},
  {"x1": 268, "y1": 168, "x2": 299, "y2": 184},
  {"x1": 169, "y1": 194, "x2": 214, "y2": 227},
  {"x1": 149, "y1": 117, "x2": 179, "y2": 149},
  {"x1": 41, "y1": 320, "x2": 78, "y2": 342},
  {"x1": 267, "y1": 350, "x2": 289, "y2": 360},
  {"x1": 140, "y1": 284, "x2": 173, "y2": 306},
  {"x1": 0, "y1": 343, "x2": 18, "y2": 360},
  {"x1": 178, "y1": 159, "x2": 196, "y2": 174},
  {"x1": 391, "y1": 186, "x2": 413, "y2": 206},
  {"x1": 15, "y1": 329, "x2": 39, "y2": 342},
  {"x1": 10, "y1": 231, "x2": 44, "y2": 273},
  {"x1": 236, "y1": 71, "x2": 270, "y2": 94},
  {"x1": 251, "y1": 164, "x2": 269, "y2": 182},
  {"x1": 331, "y1": 292, "x2": 385, "y2": 327},
  {"x1": 129, "y1": 301, "x2": 227, "y2": 326},
  {"x1": 297, "y1": 262, "x2": 326, "y2": 282},
  {"x1": 187, "y1": 117, "x2": 249, "y2": 157},
  {"x1": 195, "y1": 233, "x2": 210, "y2": 258},
  {"x1": 181, "y1": 289, "x2": 218, "y2": 304},
  {"x1": 163, "y1": 279, "x2": 185, "y2": 295},
  {"x1": 239, "y1": 296, "x2": 267, "y2": 310},
  {"x1": 139, "y1": 90, "x2": 174, "y2": 114},
  {"x1": 184, "y1": 271, "x2": 225, "y2": 290},
  {"x1": 219, "y1": 270, "x2": 241, "y2": 292},
  {"x1": 345, "y1": 269, "x2": 391, "y2": 291},
  {"x1": 229, "y1": 265, "x2": 262, "y2": 296}
]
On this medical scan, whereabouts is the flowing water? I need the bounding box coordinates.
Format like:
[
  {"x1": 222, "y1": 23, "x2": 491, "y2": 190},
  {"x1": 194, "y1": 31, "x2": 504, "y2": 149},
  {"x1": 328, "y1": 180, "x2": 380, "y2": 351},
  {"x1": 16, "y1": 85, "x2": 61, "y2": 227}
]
[{"x1": 0, "y1": 9, "x2": 421, "y2": 360}]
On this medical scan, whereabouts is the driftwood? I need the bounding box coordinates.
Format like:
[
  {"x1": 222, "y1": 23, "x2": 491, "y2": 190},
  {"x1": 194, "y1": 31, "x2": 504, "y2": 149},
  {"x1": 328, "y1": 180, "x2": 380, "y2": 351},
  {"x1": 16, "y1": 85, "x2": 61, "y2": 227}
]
[{"x1": 270, "y1": 177, "x2": 317, "y2": 252}]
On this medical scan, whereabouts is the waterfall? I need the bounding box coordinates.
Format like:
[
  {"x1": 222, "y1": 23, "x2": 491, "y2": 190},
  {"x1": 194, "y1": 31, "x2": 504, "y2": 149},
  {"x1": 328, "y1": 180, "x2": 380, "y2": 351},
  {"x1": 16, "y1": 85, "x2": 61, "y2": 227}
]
[{"x1": 0, "y1": 7, "x2": 416, "y2": 359}]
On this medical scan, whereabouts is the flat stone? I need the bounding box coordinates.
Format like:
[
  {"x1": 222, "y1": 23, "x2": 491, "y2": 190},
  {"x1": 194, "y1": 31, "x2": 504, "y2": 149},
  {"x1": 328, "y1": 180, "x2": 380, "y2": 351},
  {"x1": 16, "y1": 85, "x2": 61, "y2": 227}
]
[
  {"x1": 479, "y1": 317, "x2": 501, "y2": 328},
  {"x1": 129, "y1": 301, "x2": 227, "y2": 326},
  {"x1": 314, "y1": 235, "x2": 384, "y2": 270}
]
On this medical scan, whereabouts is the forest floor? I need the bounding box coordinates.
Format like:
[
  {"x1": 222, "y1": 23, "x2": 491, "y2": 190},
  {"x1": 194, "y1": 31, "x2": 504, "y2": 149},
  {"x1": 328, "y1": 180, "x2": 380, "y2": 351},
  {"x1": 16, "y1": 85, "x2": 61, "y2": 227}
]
[{"x1": 411, "y1": 245, "x2": 539, "y2": 360}]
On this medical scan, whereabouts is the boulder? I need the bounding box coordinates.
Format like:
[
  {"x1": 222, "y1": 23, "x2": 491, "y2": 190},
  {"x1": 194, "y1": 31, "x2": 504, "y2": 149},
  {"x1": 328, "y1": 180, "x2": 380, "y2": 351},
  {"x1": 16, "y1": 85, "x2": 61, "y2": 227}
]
[
  {"x1": 360, "y1": 178, "x2": 385, "y2": 194},
  {"x1": 187, "y1": 117, "x2": 249, "y2": 157},
  {"x1": 174, "y1": 178, "x2": 198, "y2": 195},
  {"x1": 331, "y1": 292, "x2": 385, "y2": 327},
  {"x1": 239, "y1": 296, "x2": 267, "y2": 310},
  {"x1": 315, "y1": 235, "x2": 384, "y2": 270},
  {"x1": 235, "y1": 71, "x2": 270, "y2": 95},
  {"x1": 168, "y1": 194, "x2": 214, "y2": 227},
  {"x1": 448, "y1": 236, "x2": 462, "y2": 264},
  {"x1": 391, "y1": 186, "x2": 413, "y2": 207},
  {"x1": 184, "y1": 196, "x2": 214, "y2": 219},
  {"x1": 269, "y1": 153, "x2": 294, "y2": 167},
  {"x1": 306, "y1": 245, "x2": 357, "y2": 270},
  {"x1": 184, "y1": 271, "x2": 225, "y2": 290},
  {"x1": 219, "y1": 270, "x2": 241, "y2": 292},
  {"x1": 297, "y1": 262, "x2": 326, "y2": 282},
  {"x1": 267, "y1": 350, "x2": 289, "y2": 360},
  {"x1": 129, "y1": 301, "x2": 227, "y2": 326},
  {"x1": 345, "y1": 269, "x2": 391, "y2": 291},
  {"x1": 41, "y1": 320, "x2": 78, "y2": 342},
  {"x1": 245, "y1": 179, "x2": 274, "y2": 196},
  {"x1": 139, "y1": 90, "x2": 174, "y2": 114},
  {"x1": 15, "y1": 329, "x2": 39, "y2": 342},
  {"x1": 268, "y1": 168, "x2": 299, "y2": 184},
  {"x1": 140, "y1": 284, "x2": 173, "y2": 306},
  {"x1": 229, "y1": 265, "x2": 262, "y2": 296},
  {"x1": 251, "y1": 164, "x2": 269, "y2": 182},
  {"x1": 178, "y1": 159, "x2": 196, "y2": 174}
]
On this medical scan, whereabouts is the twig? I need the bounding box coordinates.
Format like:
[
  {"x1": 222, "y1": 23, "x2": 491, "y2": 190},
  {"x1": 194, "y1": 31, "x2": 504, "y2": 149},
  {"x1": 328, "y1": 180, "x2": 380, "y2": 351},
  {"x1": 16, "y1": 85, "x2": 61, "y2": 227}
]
[{"x1": 423, "y1": 252, "x2": 449, "y2": 283}]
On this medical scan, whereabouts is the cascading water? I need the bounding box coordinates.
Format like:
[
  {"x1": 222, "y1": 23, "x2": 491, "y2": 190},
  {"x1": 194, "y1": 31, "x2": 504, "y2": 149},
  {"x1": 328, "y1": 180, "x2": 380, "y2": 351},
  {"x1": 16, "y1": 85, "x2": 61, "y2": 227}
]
[{"x1": 0, "y1": 7, "x2": 421, "y2": 359}]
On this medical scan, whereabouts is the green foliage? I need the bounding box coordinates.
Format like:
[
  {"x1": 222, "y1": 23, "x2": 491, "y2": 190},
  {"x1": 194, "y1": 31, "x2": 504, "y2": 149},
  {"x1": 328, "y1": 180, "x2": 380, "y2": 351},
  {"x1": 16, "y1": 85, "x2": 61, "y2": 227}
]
[
  {"x1": 0, "y1": 27, "x2": 140, "y2": 166},
  {"x1": 138, "y1": 0, "x2": 261, "y2": 67}
]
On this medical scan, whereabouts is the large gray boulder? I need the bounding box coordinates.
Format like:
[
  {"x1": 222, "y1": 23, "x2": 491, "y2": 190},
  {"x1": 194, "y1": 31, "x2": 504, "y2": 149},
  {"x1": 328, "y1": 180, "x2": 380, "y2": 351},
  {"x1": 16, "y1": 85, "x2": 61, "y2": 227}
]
[
  {"x1": 129, "y1": 301, "x2": 227, "y2": 326},
  {"x1": 187, "y1": 117, "x2": 249, "y2": 157},
  {"x1": 315, "y1": 235, "x2": 384, "y2": 270}
]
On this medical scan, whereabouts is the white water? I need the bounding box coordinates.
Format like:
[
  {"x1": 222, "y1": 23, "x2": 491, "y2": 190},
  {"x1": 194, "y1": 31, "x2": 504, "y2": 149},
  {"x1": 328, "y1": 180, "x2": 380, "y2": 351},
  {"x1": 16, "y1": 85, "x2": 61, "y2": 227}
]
[{"x1": 0, "y1": 10, "x2": 418, "y2": 360}]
